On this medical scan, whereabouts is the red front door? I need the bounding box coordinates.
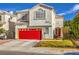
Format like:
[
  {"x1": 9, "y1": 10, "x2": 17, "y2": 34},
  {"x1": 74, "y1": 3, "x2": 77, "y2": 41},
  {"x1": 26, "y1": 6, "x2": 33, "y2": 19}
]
[
  {"x1": 18, "y1": 28, "x2": 42, "y2": 40},
  {"x1": 55, "y1": 28, "x2": 61, "y2": 38}
]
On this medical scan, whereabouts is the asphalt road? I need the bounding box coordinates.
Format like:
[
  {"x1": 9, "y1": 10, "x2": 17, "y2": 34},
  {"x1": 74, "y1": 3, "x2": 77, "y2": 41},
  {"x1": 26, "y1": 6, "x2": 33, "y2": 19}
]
[
  {"x1": 0, "y1": 50, "x2": 79, "y2": 55},
  {"x1": 0, "y1": 51, "x2": 51, "y2": 55}
]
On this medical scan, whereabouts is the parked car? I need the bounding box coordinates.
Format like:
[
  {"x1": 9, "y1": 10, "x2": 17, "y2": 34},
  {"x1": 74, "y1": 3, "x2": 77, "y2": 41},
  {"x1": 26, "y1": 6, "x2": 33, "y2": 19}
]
[{"x1": 0, "y1": 34, "x2": 7, "y2": 39}]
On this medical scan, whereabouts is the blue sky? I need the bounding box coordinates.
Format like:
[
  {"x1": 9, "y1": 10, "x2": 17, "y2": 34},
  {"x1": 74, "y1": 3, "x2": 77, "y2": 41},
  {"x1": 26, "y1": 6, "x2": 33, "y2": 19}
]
[{"x1": 0, "y1": 3, "x2": 79, "y2": 20}]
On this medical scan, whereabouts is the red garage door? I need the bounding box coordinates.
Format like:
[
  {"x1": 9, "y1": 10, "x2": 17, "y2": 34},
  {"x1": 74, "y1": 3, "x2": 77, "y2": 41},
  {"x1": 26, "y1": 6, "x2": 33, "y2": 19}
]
[{"x1": 18, "y1": 28, "x2": 42, "y2": 40}]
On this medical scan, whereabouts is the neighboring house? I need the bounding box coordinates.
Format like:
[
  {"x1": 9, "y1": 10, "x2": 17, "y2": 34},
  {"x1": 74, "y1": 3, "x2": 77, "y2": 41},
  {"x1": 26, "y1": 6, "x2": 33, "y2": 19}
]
[
  {"x1": 14, "y1": 4, "x2": 64, "y2": 39},
  {"x1": 0, "y1": 10, "x2": 11, "y2": 39},
  {"x1": 0, "y1": 10, "x2": 16, "y2": 39},
  {"x1": 0, "y1": 10, "x2": 10, "y2": 31}
]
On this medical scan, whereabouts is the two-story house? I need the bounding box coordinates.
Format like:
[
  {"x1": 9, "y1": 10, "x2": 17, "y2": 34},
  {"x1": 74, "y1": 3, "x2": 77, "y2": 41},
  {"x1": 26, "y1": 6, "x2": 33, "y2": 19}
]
[{"x1": 13, "y1": 4, "x2": 63, "y2": 40}]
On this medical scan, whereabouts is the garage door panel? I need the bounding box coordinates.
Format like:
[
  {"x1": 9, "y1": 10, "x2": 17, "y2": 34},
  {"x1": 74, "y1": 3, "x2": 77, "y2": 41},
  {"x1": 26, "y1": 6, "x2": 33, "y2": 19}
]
[{"x1": 18, "y1": 29, "x2": 42, "y2": 40}]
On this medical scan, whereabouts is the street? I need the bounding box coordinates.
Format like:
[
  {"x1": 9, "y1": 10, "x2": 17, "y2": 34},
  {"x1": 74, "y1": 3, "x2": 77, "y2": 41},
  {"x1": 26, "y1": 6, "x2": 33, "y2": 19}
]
[{"x1": 0, "y1": 50, "x2": 48, "y2": 55}]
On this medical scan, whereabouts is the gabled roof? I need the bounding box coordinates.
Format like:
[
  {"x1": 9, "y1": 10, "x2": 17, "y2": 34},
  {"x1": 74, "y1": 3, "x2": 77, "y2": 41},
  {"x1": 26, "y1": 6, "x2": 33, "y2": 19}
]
[
  {"x1": 31, "y1": 3, "x2": 54, "y2": 10},
  {"x1": 15, "y1": 3, "x2": 54, "y2": 13},
  {"x1": 0, "y1": 10, "x2": 9, "y2": 14},
  {"x1": 16, "y1": 9, "x2": 29, "y2": 14}
]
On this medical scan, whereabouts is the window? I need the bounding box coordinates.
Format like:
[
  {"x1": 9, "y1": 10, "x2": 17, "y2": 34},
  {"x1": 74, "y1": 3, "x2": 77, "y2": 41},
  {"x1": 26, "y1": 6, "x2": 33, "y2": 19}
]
[
  {"x1": 44, "y1": 27, "x2": 49, "y2": 34},
  {"x1": 21, "y1": 14, "x2": 28, "y2": 21},
  {"x1": 34, "y1": 9, "x2": 45, "y2": 20}
]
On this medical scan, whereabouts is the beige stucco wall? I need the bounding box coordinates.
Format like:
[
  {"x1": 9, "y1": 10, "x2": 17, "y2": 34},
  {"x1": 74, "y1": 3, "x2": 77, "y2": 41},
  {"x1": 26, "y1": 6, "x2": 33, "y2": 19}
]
[
  {"x1": 29, "y1": 6, "x2": 53, "y2": 26},
  {"x1": 55, "y1": 16, "x2": 63, "y2": 28}
]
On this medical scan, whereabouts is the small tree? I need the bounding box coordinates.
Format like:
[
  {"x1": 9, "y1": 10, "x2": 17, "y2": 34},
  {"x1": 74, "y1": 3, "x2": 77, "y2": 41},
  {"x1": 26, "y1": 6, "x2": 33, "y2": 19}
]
[
  {"x1": 0, "y1": 28, "x2": 6, "y2": 34},
  {"x1": 0, "y1": 23, "x2": 6, "y2": 35},
  {"x1": 64, "y1": 12, "x2": 79, "y2": 39},
  {"x1": 70, "y1": 13, "x2": 79, "y2": 39}
]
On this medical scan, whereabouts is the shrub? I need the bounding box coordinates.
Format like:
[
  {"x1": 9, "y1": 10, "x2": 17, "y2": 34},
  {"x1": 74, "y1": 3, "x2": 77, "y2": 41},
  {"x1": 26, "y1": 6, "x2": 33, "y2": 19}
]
[
  {"x1": 35, "y1": 40, "x2": 75, "y2": 47},
  {"x1": 0, "y1": 28, "x2": 6, "y2": 34}
]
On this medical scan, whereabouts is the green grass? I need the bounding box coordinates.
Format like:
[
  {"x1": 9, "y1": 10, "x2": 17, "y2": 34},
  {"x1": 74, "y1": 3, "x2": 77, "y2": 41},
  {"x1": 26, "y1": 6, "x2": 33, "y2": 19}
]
[{"x1": 35, "y1": 40, "x2": 75, "y2": 47}]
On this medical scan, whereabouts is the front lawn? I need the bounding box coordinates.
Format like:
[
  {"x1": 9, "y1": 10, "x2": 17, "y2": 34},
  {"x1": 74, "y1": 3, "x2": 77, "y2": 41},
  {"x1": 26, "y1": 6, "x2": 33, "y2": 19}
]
[{"x1": 34, "y1": 39, "x2": 75, "y2": 47}]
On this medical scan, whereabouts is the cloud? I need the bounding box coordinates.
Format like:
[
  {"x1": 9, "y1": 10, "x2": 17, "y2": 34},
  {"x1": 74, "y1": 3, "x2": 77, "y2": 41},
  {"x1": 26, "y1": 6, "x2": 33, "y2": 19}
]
[
  {"x1": 72, "y1": 4, "x2": 79, "y2": 11},
  {"x1": 58, "y1": 4, "x2": 79, "y2": 16}
]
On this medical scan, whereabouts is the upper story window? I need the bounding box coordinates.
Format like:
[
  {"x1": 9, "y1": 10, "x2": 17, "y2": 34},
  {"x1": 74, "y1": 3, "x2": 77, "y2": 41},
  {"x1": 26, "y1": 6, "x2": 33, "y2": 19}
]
[
  {"x1": 34, "y1": 9, "x2": 45, "y2": 20},
  {"x1": 21, "y1": 14, "x2": 28, "y2": 21}
]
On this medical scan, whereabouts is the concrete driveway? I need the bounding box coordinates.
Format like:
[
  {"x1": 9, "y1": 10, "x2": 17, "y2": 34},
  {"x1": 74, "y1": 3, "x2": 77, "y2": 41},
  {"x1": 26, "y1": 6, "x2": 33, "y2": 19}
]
[{"x1": 0, "y1": 40, "x2": 39, "y2": 49}]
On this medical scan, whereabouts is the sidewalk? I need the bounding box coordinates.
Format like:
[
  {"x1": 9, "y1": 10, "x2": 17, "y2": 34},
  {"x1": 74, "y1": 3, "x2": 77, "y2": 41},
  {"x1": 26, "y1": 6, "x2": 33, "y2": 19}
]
[{"x1": 0, "y1": 47, "x2": 79, "y2": 55}]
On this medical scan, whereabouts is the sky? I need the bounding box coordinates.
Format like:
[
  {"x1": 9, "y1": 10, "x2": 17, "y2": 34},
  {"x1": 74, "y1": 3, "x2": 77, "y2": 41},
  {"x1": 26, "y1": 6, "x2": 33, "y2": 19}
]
[{"x1": 0, "y1": 3, "x2": 79, "y2": 20}]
